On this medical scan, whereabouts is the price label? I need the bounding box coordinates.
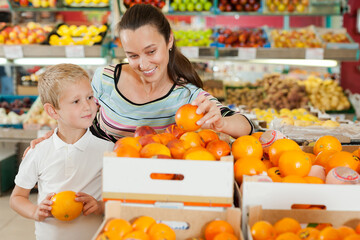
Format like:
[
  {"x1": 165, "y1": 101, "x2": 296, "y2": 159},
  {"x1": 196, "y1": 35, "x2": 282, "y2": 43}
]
[
  {"x1": 237, "y1": 48, "x2": 257, "y2": 60},
  {"x1": 180, "y1": 47, "x2": 199, "y2": 59},
  {"x1": 65, "y1": 45, "x2": 85, "y2": 58},
  {"x1": 305, "y1": 48, "x2": 324, "y2": 60},
  {"x1": 3, "y1": 45, "x2": 23, "y2": 59}
]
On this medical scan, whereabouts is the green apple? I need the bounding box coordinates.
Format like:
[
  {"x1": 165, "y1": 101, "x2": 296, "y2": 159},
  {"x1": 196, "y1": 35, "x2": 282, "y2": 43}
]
[
  {"x1": 170, "y1": 2, "x2": 178, "y2": 10},
  {"x1": 204, "y1": 1, "x2": 212, "y2": 11},
  {"x1": 195, "y1": 2, "x2": 203, "y2": 11},
  {"x1": 187, "y1": 2, "x2": 195, "y2": 11},
  {"x1": 178, "y1": 2, "x2": 186, "y2": 11},
  {"x1": 174, "y1": 0, "x2": 182, "y2": 4}
]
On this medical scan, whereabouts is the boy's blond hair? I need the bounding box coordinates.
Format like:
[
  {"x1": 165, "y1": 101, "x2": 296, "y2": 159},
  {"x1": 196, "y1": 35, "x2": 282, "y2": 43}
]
[{"x1": 38, "y1": 64, "x2": 90, "y2": 109}]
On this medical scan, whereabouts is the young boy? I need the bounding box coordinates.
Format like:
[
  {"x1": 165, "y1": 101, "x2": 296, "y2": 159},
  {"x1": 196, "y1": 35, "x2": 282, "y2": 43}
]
[{"x1": 9, "y1": 64, "x2": 114, "y2": 240}]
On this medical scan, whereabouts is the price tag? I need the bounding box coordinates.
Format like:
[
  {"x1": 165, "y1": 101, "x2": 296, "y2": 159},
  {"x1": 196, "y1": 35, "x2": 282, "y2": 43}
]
[
  {"x1": 3, "y1": 45, "x2": 23, "y2": 59},
  {"x1": 305, "y1": 48, "x2": 324, "y2": 60},
  {"x1": 180, "y1": 47, "x2": 199, "y2": 59},
  {"x1": 237, "y1": 48, "x2": 257, "y2": 60},
  {"x1": 65, "y1": 45, "x2": 85, "y2": 58}
]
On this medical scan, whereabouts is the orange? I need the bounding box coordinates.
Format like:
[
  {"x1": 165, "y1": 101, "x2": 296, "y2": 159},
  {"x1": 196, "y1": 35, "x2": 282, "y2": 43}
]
[
  {"x1": 307, "y1": 153, "x2": 317, "y2": 164},
  {"x1": 325, "y1": 151, "x2": 360, "y2": 174},
  {"x1": 123, "y1": 230, "x2": 150, "y2": 240},
  {"x1": 183, "y1": 146, "x2": 216, "y2": 161},
  {"x1": 50, "y1": 191, "x2": 83, "y2": 221},
  {"x1": 314, "y1": 150, "x2": 337, "y2": 168},
  {"x1": 180, "y1": 132, "x2": 205, "y2": 149},
  {"x1": 344, "y1": 235, "x2": 360, "y2": 240},
  {"x1": 318, "y1": 226, "x2": 341, "y2": 240},
  {"x1": 251, "y1": 220, "x2": 276, "y2": 240},
  {"x1": 132, "y1": 216, "x2": 156, "y2": 233},
  {"x1": 231, "y1": 135, "x2": 263, "y2": 161},
  {"x1": 104, "y1": 219, "x2": 133, "y2": 238},
  {"x1": 316, "y1": 223, "x2": 333, "y2": 231},
  {"x1": 206, "y1": 139, "x2": 231, "y2": 160},
  {"x1": 166, "y1": 139, "x2": 187, "y2": 159},
  {"x1": 150, "y1": 173, "x2": 175, "y2": 180},
  {"x1": 267, "y1": 167, "x2": 282, "y2": 182},
  {"x1": 337, "y1": 226, "x2": 356, "y2": 239},
  {"x1": 198, "y1": 129, "x2": 219, "y2": 146},
  {"x1": 204, "y1": 220, "x2": 234, "y2": 240},
  {"x1": 251, "y1": 132, "x2": 263, "y2": 140},
  {"x1": 165, "y1": 124, "x2": 185, "y2": 139},
  {"x1": 262, "y1": 159, "x2": 273, "y2": 169},
  {"x1": 282, "y1": 175, "x2": 307, "y2": 183},
  {"x1": 356, "y1": 223, "x2": 360, "y2": 234},
  {"x1": 114, "y1": 137, "x2": 142, "y2": 152},
  {"x1": 278, "y1": 150, "x2": 312, "y2": 177},
  {"x1": 175, "y1": 104, "x2": 204, "y2": 132},
  {"x1": 114, "y1": 144, "x2": 140, "y2": 158},
  {"x1": 148, "y1": 223, "x2": 176, "y2": 240},
  {"x1": 157, "y1": 133, "x2": 176, "y2": 146},
  {"x1": 97, "y1": 231, "x2": 122, "y2": 240},
  {"x1": 234, "y1": 157, "x2": 267, "y2": 184},
  {"x1": 276, "y1": 232, "x2": 301, "y2": 240},
  {"x1": 304, "y1": 176, "x2": 324, "y2": 184},
  {"x1": 140, "y1": 143, "x2": 171, "y2": 158},
  {"x1": 274, "y1": 217, "x2": 301, "y2": 235},
  {"x1": 297, "y1": 227, "x2": 320, "y2": 240},
  {"x1": 213, "y1": 232, "x2": 238, "y2": 240},
  {"x1": 268, "y1": 139, "x2": 301, "y2": 166},
  {"x1": 353, "y1": 149, "x2": 360, "y2": 158},
  {"x1": 139, "y1": 134, "x2": 161, "y2": 147},
  {"x1": 292, "y1": 204, "x2": 311, "y2": 209},
  {"x1": 313, "y1": 135, "x2": 342, "y2": 155}
]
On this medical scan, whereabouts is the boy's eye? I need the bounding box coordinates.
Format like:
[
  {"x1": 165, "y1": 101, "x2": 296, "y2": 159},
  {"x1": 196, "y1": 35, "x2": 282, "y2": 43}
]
[
  {"x1": 87, "y1": 96, "x2": 93, "y2": 100},
  {"x1": 73, "y1": 100, "x2": 79, "y2": 104}
]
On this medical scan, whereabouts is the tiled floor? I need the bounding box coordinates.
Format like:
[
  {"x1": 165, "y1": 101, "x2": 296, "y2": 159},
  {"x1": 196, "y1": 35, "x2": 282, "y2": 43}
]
[{"x1": 0, "y1": 191, "x2": 36, "y2": 240}]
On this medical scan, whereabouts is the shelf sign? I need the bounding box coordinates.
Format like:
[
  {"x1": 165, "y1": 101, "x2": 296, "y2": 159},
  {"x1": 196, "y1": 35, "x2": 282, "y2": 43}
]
[
  {"x1": 65, "y1": 45, "x2": 85, "y2": 58},
  {"x1": 237, "y1": 48, "x2": 257, "y2": 60},
  {"x1": 180, "y1": 47, "x2": 199, "y2": 59},
  {"x1": 305, "y1": 48, "x2": 324, "y2": 60},
  {"x1": 3, "y1": 45, "x2": 23, "y2": 59}
]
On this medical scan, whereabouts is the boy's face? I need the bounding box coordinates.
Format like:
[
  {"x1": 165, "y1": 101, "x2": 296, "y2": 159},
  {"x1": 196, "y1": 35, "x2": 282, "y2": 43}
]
[{"x1": 55, "y1": 78, "x2": 97, "y2": 130}]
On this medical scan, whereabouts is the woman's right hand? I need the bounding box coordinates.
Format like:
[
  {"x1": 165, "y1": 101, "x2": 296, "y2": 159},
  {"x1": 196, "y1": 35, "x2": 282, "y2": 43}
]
[{"x1": 22, "y1": 129, "x2": 54, "y2": 159}]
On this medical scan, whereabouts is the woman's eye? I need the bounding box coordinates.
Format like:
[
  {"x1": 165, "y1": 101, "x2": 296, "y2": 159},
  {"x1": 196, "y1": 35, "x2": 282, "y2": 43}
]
[
  {"x1": 88, "y1": 96, "x2": 93, "y2": 100},
  {"x1": 149, "y1": 50, "x2": 156, "y2": 54}
]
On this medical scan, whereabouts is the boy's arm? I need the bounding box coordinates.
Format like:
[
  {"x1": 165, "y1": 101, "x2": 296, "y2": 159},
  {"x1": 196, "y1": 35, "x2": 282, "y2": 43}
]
[{"x1": 10, "y1": 185, "x2": 54, "y2": 221}]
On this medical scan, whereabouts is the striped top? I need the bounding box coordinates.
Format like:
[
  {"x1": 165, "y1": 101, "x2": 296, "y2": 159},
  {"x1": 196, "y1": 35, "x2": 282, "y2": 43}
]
[{"x1": 90, "y1": 64, "x2": 252, "y2": 142}]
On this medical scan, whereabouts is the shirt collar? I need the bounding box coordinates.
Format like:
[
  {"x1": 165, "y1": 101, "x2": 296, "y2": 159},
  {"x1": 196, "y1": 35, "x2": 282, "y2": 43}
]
[{"x1": 53, "y1": 128, "x2": 91, "y2": 151}]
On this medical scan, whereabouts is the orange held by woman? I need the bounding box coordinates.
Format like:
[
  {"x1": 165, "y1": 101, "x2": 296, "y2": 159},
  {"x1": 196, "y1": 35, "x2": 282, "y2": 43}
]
[{"x1": 175, "y1": 104, "x2": 204, "y2": 132}]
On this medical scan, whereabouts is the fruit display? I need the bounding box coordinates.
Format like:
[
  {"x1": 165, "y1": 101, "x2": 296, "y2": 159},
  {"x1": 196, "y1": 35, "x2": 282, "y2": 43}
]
[
  {"x1": 215, "y1": 28, "x2": 269, "y2": 48},
  {"x1": 203, "y1": 79, "x2": 225, "y2": 100},
  {"x1": 123, "y1": 0, "x2": 165, "y2": 10},
  {"x1": 96, "y1": 216, "x2": 238, "y2": 240},
  {"x1": 173, "y1": 29, "x2": 214, "y2": 47},
  {"x1": 299, "y1": 76, "x2": 351, "y2": 111},
  {"x1": 0, "y1": 22, "x2": 53, "y2": 45},
  {"x1": 63, "y1": 0, "x2": 109, "y2": 7},
  {"x1": 225, "y1": 85, "x2": 264, "y2": 108},
  {"x1": 270, "y1": 27, "x2": 323, "y2": 48},
  {"x1": 22, "y1": 98, "x2": 57, "y2": 129},
  {"x1": 12, "y1": 0, "x2": 57, "y2": 8},
  {"x1": 169, "y1": 0, "x2": 212, "y2": 12},
  {"x1": 48, "y1": 24, "x2": 107, "y2": 46},
  {"x1": 321, "y1": 31, "x2": 351, "y2": 43},
  {"x1": 251, "y1": 217, "x2": 360, "y2": 240},
  {"x1": 265, "y1": 0, "x2": 309, "y2": 13},
  {"x1": 218, "y1": 0, "x2": 261, "y2": 12},
  {"x1": 0, "y1": 109, "x2": 26, "y2": 125}
]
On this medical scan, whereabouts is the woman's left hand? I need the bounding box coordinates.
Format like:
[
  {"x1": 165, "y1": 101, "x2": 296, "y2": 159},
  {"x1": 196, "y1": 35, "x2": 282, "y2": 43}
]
[{"x1": 191, "y1": 94, "x2": 225, "y2": 132}]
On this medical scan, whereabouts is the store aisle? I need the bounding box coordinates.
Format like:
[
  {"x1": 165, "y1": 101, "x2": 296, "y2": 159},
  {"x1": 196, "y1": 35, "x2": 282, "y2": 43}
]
[{"x1": 0, "y1": 192, "x2": 36, "y2": 240}]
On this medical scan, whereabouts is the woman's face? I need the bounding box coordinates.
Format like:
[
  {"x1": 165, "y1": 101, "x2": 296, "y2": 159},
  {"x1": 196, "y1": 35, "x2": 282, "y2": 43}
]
[{"x1": 120, "y1": 24, "x2": 173, "y2": 84}]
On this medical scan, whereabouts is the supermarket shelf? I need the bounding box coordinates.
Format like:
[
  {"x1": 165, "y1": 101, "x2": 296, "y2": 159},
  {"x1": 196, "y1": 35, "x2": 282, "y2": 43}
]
[
  {"x1": 8, "y1": 6, "x2": 110, "y2": 12},
  {"x1": 0, "y1": 45, "x2": 104, "y2": 58},
  {"x1": 114, "y1": 47, "x2": 359, "y2": 61},
  {"x1": 0, "y1": 128, "x2": 37, "y2": 143}
]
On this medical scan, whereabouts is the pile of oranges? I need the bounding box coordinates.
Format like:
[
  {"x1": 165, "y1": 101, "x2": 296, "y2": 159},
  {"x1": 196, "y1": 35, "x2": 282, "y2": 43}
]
[
  {"x1": 233, "y1": 133, "x2": 360, "y2": 185},
  {"x1": 96, "y1": 216, "x2": 238, "y2": 240},
  {"x1": 113, "y1": 104, "x2": 231, "y2": 162},
  {"x1": 251, "y1": 217, "x2": 360, "y2": 240}
]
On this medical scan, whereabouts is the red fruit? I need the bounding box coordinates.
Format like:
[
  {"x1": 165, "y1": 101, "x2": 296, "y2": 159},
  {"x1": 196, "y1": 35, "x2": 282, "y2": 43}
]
[{"x1": 134, "y1": 126, "x2": 157, "y2": 137}]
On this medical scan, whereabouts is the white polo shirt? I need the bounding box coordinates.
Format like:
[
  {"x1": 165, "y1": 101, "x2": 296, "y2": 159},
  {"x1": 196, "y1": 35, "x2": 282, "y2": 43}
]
[{"x1": 15, "y1": 128, "x2": 114, "y2": 240}]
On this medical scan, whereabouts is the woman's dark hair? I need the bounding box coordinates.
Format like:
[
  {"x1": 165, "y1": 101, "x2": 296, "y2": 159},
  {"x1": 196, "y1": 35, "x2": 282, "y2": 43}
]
[{"x1": 117, "y1": 4, "x2": 203, "y2": 88}]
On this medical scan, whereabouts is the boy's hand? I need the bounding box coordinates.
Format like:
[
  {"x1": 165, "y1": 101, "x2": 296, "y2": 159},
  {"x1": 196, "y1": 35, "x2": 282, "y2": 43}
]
[
  {"x1": 33, "y1": 193, "x2": 55, "y2": 221},
  {"x1": 75, "y1": 192, "x2": 103, "y2": 216}
]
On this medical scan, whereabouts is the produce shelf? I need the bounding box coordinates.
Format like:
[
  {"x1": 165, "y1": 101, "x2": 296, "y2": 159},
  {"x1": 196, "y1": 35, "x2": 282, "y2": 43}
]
[{"x1": 7, "y1": 6, "x2": 110, "y2": 11}]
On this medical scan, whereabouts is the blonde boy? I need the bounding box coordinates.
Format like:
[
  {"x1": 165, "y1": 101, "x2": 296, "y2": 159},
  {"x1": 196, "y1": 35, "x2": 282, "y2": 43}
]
[{"x1": 10, "y1": 64, "x2": 114, "y2": 240}]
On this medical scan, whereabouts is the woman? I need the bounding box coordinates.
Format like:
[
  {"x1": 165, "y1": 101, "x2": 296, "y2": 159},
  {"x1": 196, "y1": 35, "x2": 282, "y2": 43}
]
[{"x1": 90, "y1": 4, "x2": 253, "y2": 142}]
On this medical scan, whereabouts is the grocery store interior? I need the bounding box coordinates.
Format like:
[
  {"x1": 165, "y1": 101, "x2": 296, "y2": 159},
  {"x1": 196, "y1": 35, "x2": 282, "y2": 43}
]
[{"x1": 0, "y1": 0, "x2": 360, "y2": 239}]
